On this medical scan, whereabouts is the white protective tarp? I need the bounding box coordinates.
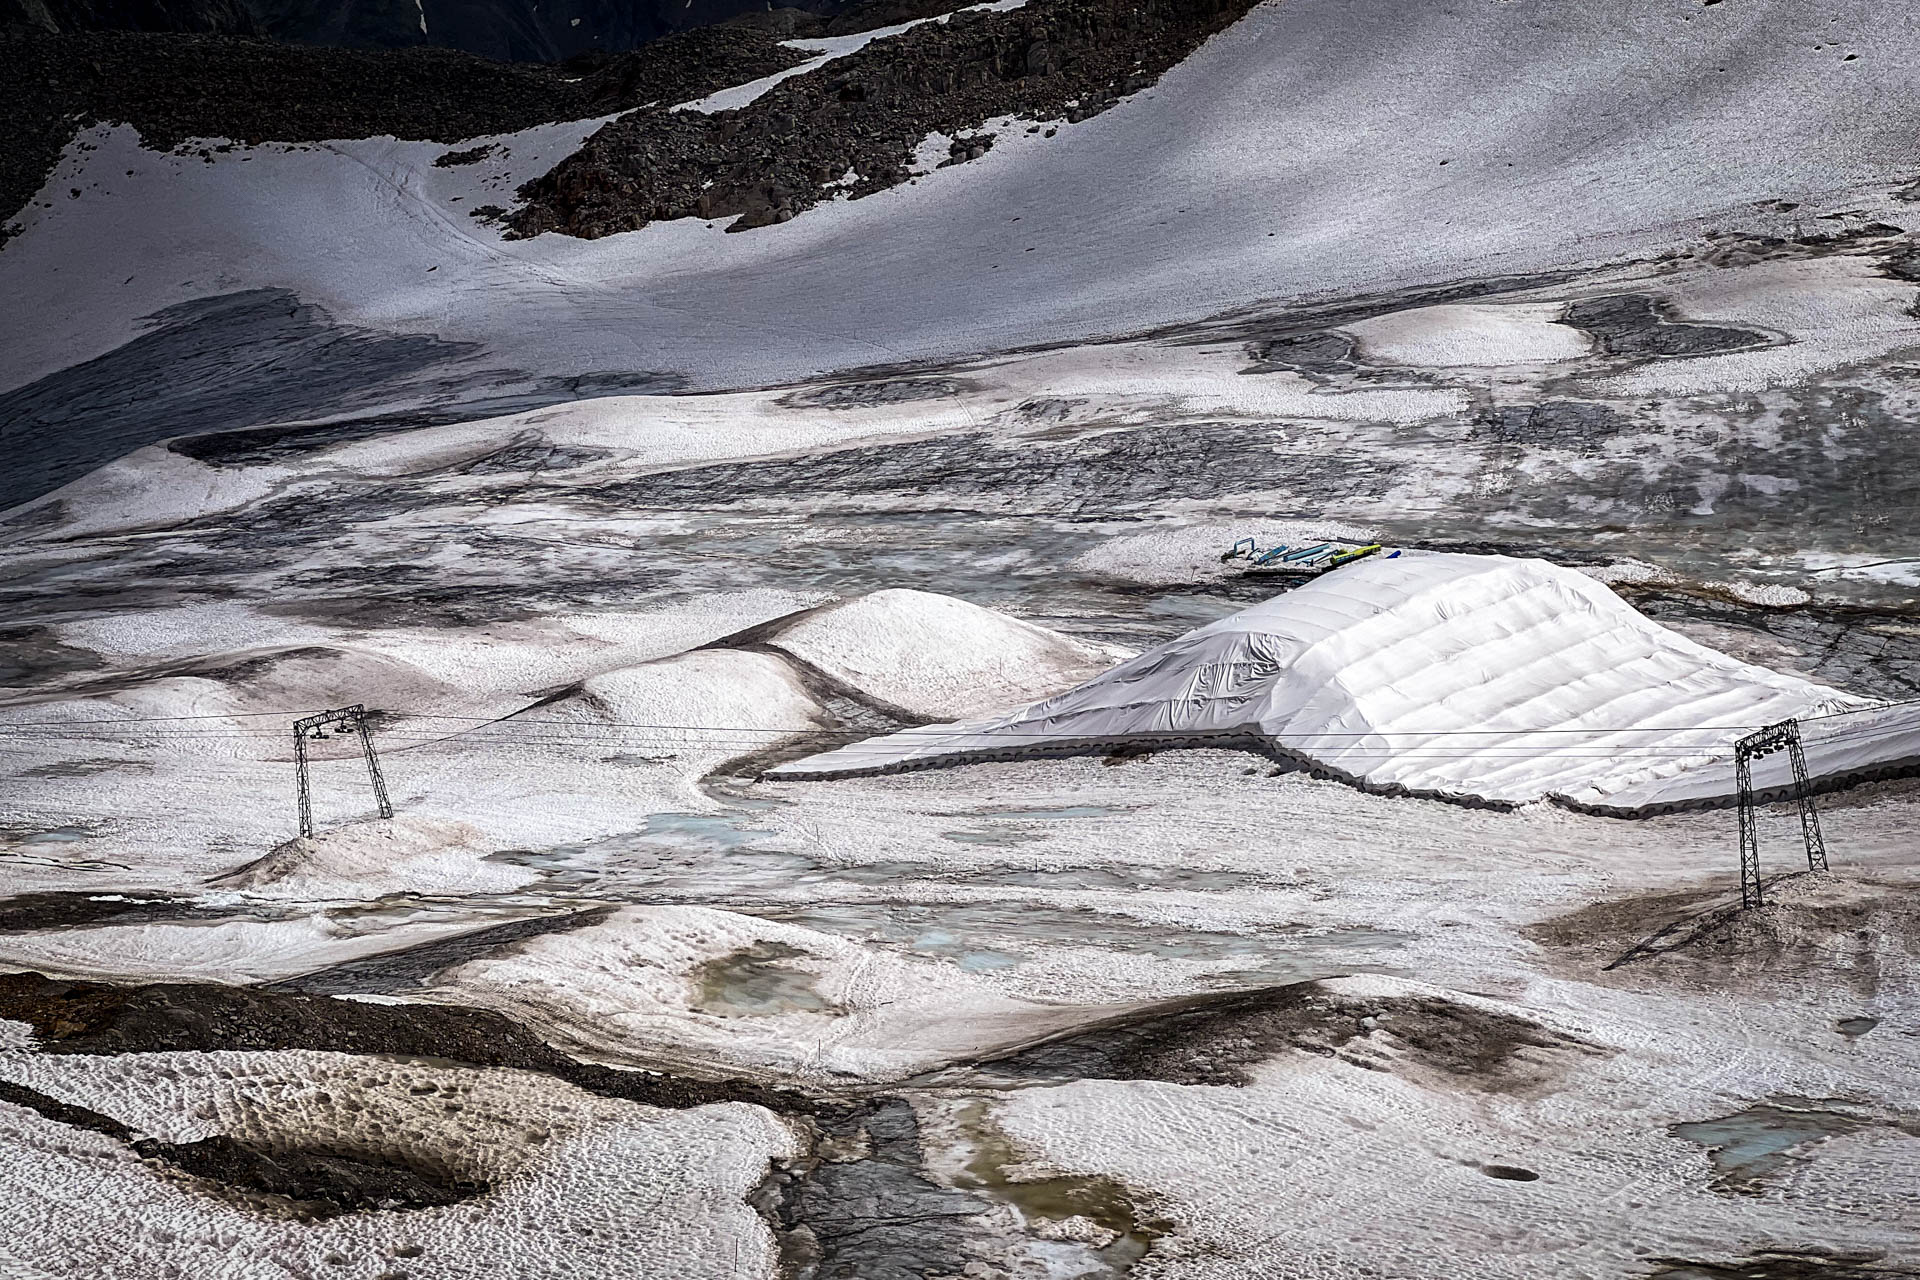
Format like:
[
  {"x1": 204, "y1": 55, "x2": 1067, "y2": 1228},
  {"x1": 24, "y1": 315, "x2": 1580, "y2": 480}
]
[
  {"x1": 1589, "y1": 698, "x2": 1920, "y2": 814},
  {"x1": 770, "y1": 553, "x2": 1896, "y2": 810}
]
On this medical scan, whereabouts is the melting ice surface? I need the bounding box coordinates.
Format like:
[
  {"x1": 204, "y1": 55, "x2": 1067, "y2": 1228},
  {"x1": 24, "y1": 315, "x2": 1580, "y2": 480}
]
[
  {"x1": 693, "y1": 940, "x2": 835, "y2": 1016},
  {"x1": 489, "y1": 810, "x2": 814, "y2": 893},
  {"x1": 1, "y1": 824, "x2": 129, "y2": 872},
  {"x1": 1670, "y1": 1101, "x2": 1867, "y2": 1186},
  {"x1": 493, "y1": 801, "x2": 1407, "y2": 980},
  {"x1": 943, "y1": 803, "x2": 1124, "y2": 846},
  {"x1": 765, "y1": 901, "x2": 1406, "y2": 980},
  {"x1": 982, "y1": 805, "x2": 1126, "y2": 820}
]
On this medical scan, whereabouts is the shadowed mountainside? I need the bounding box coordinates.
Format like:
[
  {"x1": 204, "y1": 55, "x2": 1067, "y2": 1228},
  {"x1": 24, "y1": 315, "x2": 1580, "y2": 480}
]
[{"x1": 4, "y1": 0, "x2": 844, "y2": 59}]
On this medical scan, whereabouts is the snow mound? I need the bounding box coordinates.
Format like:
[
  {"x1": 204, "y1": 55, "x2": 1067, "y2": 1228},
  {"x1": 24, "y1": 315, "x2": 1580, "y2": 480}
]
[
  {"x1": 429, "y1": 904, "x2": 1080, "y2": 1082},
  {"x1": 212, "y1": 815, "x2": 536, "y2": 900},
  {"x1": 760, "y1": 588, "x2": 1126, "y2": 720},
  {"x1": 527, "y1": 648, "x2": 830, "y2": 761},
  {"x1": 0, "y1": 912, "x2": 496, "y2": 984},
  {"x1": 771, "y1": 553, "x2": 1885, "y2": 810},
  {"x1": 1343, "y1": 303, "x2": 1592, "y2": 368},
  {"x1": 571, "y1": 649, "x2": 827, "y2": 730}
]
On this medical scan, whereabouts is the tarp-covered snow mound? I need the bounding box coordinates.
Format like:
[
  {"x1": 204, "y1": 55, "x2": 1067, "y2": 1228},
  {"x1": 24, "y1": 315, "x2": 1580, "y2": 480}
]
[{"x1": 768, "y1": 553, "x2": 1913, "y2": 812}]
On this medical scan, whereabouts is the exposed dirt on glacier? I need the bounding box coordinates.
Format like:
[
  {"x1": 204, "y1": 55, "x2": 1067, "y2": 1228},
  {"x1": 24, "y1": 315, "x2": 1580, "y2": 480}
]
[
  {"x1": 510, "y1": 0, "x2": 1264, "y2": 237},
  {"x1": 1524, "y1": 872, "x2": 1920, "y2": 996},
  {"x1": 0, "y1": 970, "x2": 814, "y2": 1113},
  {"x1": 0, "y1": 1079, "x2": 483, "y2": 1218},
  {"x1": 1, "y1": 23, "x2": 816, "y2": 241},
  {"x1": 969, "y1": 981, "x2": 1595, "y2": 1091}
]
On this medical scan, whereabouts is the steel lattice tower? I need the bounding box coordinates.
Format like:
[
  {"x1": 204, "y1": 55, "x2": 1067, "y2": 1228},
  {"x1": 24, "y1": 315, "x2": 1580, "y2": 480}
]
[
  {"x1": 1734, "y1": 718, "x2": 1827, "y2": 910},
  {"x1": 293, "y1": 704, "x2": 394, "y2": 838}
]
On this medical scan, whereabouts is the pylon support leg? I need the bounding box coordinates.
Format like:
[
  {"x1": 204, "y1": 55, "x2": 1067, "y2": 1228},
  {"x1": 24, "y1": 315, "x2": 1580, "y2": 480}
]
[
  {"x1": 295, "y1": 728, "x2": 314, "y2": 840},
  {"x1": 1787, "y1": 737, "x2": 1827, "y2": 872},
  {"x1": 359, "y1": 718, "x2": 393, "y2": 820},
  {"x1": 1736, "y1": 750, "x2": 1761, "y2": 910}
]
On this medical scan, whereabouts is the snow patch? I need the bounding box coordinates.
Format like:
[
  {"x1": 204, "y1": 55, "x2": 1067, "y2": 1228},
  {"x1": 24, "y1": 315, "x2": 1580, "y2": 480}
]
[
  {"x1": 678, "y1": 0, "x2": 1030, "y2": 115},
  {"x1": 211, "y1": 814, "x2": 536, "y2": 900},
  {"x1": 1344, "y1": 303, "x2": 1593, "y2": 368},
  {"x1": 0, "y1": 912, "x2": 498, "y2": 984}
]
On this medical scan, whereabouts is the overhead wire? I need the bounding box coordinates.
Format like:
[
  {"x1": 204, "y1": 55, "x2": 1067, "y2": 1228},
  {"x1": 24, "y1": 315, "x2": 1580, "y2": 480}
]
[
  {"x1": 4, "y1": 703, "x2": 1918, "y2": 739},
  {"x1": 3, "y1": 715, "x2": 1915, "y2": 763}
]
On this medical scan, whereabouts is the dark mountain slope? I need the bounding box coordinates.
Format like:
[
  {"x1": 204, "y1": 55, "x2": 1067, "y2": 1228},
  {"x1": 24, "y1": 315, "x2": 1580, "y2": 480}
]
[
  {"x1": 2, "y1": 0, "x2": 258, "y2": 34},
  {"x1": 4, "y1": 0, "x2": 851, "y2": 58},
  {"x1": 0, "y1": 24, "x2": 811, "y2": 242},
  {"x1": 512, "y1": 0, "x2": 1262, "y2": 237}
]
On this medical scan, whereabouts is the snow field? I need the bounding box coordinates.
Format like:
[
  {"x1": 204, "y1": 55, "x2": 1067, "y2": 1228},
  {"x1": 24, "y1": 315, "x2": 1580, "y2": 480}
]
[
  {"x1": 0, "y1": 1047, "x2": 797, "y2": 1280},
  {"x1": 5, "y1": 0, "x2": 1914, "y2": 396}
]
